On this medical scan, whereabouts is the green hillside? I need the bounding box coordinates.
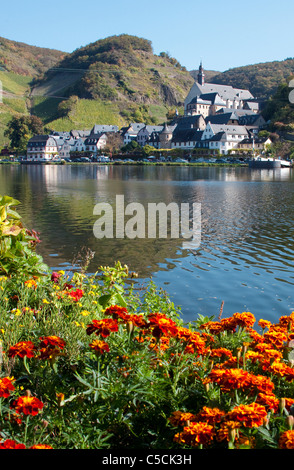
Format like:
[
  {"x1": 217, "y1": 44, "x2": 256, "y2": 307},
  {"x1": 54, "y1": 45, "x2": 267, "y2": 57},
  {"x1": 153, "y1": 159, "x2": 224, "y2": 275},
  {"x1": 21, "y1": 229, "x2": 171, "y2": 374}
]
[
  {"x1": 0, "y1": 36, "x2": 64, "y2": 148},
  {"x1": 29, "y1": 34, "x2": 194, "y2": 127},
  {"x1": 0, "y1": 71, "x2": 32, "y2": 147},
  {"x1": 0, "y1": 36, "x2": 65, "y2": 77},
  {"x1": 209, "y1": 58, "x2": 294, "y2": 100}
]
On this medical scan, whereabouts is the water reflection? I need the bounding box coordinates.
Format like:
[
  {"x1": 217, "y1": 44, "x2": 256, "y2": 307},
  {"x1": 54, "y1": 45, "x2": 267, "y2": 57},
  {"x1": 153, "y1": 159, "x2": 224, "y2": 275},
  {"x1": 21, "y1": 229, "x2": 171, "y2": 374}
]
[{"x1": 1, "y1": 164, "x2": 294, "y2": 323}]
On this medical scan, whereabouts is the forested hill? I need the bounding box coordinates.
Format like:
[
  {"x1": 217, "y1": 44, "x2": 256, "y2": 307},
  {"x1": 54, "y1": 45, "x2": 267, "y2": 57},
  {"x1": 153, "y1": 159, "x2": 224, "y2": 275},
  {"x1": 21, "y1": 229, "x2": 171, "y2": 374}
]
[
  {"x1": 0, "y1": 36, "x2": 65, "y2": 76},
  {"x1": 201, "y1": 58, "x2": 294, "y2": 100},
  {"x1": 31, "y1": 34, "x2": 194, "y2": 107}
]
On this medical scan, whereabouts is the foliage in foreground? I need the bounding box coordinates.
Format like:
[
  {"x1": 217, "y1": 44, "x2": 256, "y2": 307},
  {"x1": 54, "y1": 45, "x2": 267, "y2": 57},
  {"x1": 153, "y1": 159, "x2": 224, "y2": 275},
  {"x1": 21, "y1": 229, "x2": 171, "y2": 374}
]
[{"x1": 1, "y1": 198, "x2": 294, "y2": 449}]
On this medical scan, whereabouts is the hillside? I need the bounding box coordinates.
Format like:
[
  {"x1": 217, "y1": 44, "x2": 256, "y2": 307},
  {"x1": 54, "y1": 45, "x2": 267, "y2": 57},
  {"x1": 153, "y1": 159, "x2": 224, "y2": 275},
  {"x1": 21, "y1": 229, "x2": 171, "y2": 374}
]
[
  {"x1": 29, "y1": 34, "x2": 194, "y2": 126},
  {"x1": 0, "y1": 37, "x2": 65, "y2": 147},
  {"x1": 207, "y1": 58, "x2": 294, "y2": 101},
  {"x1": 0, "y1": 36, "x2": 65, "y2": 77}
]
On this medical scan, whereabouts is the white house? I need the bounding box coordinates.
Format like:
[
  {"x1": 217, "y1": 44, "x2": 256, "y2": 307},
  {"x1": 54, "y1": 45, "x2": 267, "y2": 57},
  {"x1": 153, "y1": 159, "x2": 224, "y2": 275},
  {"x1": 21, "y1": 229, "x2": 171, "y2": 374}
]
[
  {"x1": 171, "y1": 129, "x2": 204, "y2": 149},
  {"x1": 27, "y1": 135, "x2": 59, "y2": 161},
  {"x1": 58, "y1": 137, "x2": 79, "y2": 159},
  {"x1": 201, "y1": 122, "x2": 249, "y2": 154},
  {"x1": 84, "y1": 133, "x2": 107, "y2": 154},
  {"x1": 137, "y1": 125, "x2": 164, "y2": 147},
  {"x1": 74, "y1": 137, "x2": 86, "y2": 153},
  {"x1": 121, "y1": 123, "x2": 145, "y2": 145}
]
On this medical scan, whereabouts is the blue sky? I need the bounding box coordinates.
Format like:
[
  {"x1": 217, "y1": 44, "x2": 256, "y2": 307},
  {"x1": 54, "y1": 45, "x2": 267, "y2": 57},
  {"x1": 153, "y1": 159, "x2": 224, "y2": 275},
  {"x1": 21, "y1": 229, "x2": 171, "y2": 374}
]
[{"x1": 1, "y1": 0, "x2": 293, "y2": 72}]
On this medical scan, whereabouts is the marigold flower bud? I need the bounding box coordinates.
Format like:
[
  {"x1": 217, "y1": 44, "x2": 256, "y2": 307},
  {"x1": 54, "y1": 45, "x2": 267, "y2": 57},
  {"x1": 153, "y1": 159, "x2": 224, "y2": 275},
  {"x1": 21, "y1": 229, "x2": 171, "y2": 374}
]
[{"x1": 287, "y1": 415, "x2": 294, "y2": 430}]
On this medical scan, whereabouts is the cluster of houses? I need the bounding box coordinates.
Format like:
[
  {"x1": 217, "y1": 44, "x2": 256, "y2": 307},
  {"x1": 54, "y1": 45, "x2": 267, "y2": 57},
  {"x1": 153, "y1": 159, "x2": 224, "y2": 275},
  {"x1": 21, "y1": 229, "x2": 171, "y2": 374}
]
[{"x1": 26, "y1": 64, "x2": 271, "y2": 162}]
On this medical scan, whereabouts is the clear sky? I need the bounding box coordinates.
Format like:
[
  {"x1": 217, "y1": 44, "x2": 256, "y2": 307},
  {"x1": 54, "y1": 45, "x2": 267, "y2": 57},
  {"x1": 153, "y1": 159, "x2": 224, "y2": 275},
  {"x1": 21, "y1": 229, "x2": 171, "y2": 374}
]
[{"x1": 1, "y1": 0, "x2": 293, "y2": 72}]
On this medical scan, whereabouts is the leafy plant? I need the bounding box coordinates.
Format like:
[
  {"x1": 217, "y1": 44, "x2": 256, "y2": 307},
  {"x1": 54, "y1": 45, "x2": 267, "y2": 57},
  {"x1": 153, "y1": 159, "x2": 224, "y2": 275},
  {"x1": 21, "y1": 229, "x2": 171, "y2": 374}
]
[{"x1": 0, "y1": 195, "x2": 48, "y2": 277}]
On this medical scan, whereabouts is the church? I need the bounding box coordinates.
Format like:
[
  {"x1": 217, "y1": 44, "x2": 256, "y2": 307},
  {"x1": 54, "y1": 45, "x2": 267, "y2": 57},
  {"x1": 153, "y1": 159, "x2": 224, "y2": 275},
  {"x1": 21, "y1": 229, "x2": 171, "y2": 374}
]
[{"x1": 184, "y1": 63, "x2": 258, "y2": 116}]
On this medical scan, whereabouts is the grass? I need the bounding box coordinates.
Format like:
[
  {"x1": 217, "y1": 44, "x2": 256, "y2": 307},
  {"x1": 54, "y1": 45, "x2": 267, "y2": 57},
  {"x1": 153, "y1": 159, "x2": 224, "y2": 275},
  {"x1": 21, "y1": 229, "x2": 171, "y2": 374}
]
[
  {"x1": 0, "y1": 71, "x2": 32, "y2": 96},
  {"x1": 46, "y1": 98, "x2": 125, "y2": 130}
]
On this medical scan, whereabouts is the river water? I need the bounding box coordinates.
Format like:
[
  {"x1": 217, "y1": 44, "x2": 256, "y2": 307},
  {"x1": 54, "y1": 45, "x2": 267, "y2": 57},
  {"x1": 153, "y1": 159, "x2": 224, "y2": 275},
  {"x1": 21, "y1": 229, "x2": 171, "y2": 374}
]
[{"x1": 1, "y1": 163, "x2": 294, "y2": 324}]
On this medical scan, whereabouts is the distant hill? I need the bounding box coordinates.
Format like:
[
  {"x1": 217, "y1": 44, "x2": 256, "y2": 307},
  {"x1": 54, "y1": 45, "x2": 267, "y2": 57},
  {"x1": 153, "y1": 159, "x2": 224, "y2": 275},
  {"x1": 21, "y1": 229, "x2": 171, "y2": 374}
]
[
  {"x1": 189, "y1": 69, "x2": 221, "y2": 83},
  {"x1": 0, "y1": 36, "x2": 65, "y2": 76},
  {"x1": 30, "y1": 34, "x2": 194, "y2": 127},
  {"x1": 202, "y1": 59, "x2": 294, "y2": 101}
]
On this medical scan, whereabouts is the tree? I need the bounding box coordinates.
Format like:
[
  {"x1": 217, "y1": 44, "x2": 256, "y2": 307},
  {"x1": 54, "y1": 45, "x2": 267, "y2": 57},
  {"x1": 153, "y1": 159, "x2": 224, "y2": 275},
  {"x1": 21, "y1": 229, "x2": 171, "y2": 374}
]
[
  {"x1": 4, "y1": 115, "x2": 44, "y2": 153},
  {"x1": 142, "y1": 145, "x2": 156, "y2": 156},
  {"x1": 57, "y1": 95, "x2": 79, "y2": 118},
  {"x1": 121, "y1": 140, "x2": 141, "y2": 153},
  {"x1": 104, "y1": 132, "x2": 124, "y2": 154}
]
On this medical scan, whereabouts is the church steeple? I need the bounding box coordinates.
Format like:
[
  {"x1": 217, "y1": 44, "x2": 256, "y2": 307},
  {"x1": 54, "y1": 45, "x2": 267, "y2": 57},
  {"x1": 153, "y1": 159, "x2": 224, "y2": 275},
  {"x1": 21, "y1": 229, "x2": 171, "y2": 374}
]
[{"x1": 197, "y1": 61, "x2": 205, "y2": 86}]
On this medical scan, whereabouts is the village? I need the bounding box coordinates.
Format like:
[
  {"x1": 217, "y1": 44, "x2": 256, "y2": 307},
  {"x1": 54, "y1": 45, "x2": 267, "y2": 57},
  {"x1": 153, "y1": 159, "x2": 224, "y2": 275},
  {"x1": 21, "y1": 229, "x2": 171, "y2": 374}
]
[{"x1": 25, "y1": 64, "x2": 272, "y2": 163}]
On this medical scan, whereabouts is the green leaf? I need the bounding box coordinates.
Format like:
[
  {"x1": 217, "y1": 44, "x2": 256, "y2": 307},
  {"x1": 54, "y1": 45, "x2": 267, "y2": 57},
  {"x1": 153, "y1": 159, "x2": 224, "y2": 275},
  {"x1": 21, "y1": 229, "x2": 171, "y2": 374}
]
[
  {"x1": 98, "y1": 294, "x2": 113, "y2": 308},
  {"x1": 113, "y1": 293, "x2": 127, "y2": 307}
]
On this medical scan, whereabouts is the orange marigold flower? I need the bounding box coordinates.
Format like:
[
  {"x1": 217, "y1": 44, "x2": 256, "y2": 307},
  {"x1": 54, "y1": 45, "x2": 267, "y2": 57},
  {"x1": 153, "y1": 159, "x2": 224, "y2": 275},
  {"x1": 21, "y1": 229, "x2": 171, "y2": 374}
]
[
  {"x1": 184, "y1": 334, "x2": 207, "y2": 355},
  {"x1": 226, "y1": 403, "x2": 267, "y2": 428},
  {"x1": 149, "y1": 335, "x2": 170, "y2": 352},
  {"x1": 209, "y1": 348, "x2": 233, "y2": 361},
  {"x1": 89, "y1": 339, "x2": 110, "y2": 355},
  {"x1": 30, "y1": 444, "x2": 53, "y2": 449},
  {"x1": 199, "y1": 321, "x2": 224, "y2": 335},
  {"x1": 147, "y1": 313, "x2": 178, "y2": 338},
  {"x1": 104, "y1": 305, "x2": 128, "y2": 320},
  {"x1": 256, "y1": 392, "x2": 279, "y2": 413},
  {"x1": 235, "y1": 435, "x2": 255, "y2": 449},
  {"x1": 0, "y1": 439, "x2": 26, "y2": 449},
  {"x1": 250, "y1": 374, "x2": 275, "y2": 394},
  {"x1": 195, "y1": 406, "x2": 226, "y2": 425},
  {"x1": 247, "y1": 328, "x2": 264, "y2": 343},
  {"x1": 205, "y1": 368, "x2": 274, "y2": 395},
  {"x1": 176, "y1": 326, "x2": 194, "y2": 341},
  {"x1": 168, "y1": 411, "x2": 197, "y2": 427},
  {"x1": 38, "y1": 336, "x2": 66, "y2": 361},
  {"x1": 25, "y1": 279, "x2": 37, "y2": 289},
  {"x1": 216, "y1": 420, "x2": 241, "y2": 442},
  {"x1": 232, "y1": 312, "x2": 255, "y2": 328},
  {"x1": 0, "y1": 376, "x2": 15, "y2": 398},
  {"x1": 284, "y1": 398, "x2": 294, "y2": 412},
  {"x1": 39, "y1": 336, "x2": 66, "y2": 350},
  {"x1": 7, "y1": 340, "x2": 36, "y2": 359},
  {"x1": 205, "y1": 368, "x2": 252, "y2": 393},
  {"x1": 174, "y1": 422, "x2": 214, "y2": 447},
  {"x1": 278, "y1": 315, "x2": 294, "y2": 329},
  {"x1": 268, "y1": 360, "x2": 294, "y2": 380},
  {"x1": 220, "y1": 317, "x2": 237, "y2": 332},
  {"x1": 258, "y1": 319, "x2": 272, "y2": 330},
  {"x1": 254, "y1": 343, "x2": 283, "y2": 360},
  {"x1": 263, "y1": 328, "x2": 288, "y2": 349},
  {"x1": 124, "y1": 314, "x2": 149, "y2": 329},
  {"x1": 279, "y1": 430, "x2": 294, "y2": 449},
  {"x1": 86, "y1": 318, "x2": 118, "y2": 337},
  {"x1": 11, "y1": 396, "x2": 44, "y2": 416}
]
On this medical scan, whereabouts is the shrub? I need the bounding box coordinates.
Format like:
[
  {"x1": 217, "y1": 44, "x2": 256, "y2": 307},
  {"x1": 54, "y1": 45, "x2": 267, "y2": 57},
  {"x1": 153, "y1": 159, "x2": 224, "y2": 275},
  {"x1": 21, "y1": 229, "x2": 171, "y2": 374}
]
[{"x1": 0, "y1": 195, "x2": 48, "y2": 277}]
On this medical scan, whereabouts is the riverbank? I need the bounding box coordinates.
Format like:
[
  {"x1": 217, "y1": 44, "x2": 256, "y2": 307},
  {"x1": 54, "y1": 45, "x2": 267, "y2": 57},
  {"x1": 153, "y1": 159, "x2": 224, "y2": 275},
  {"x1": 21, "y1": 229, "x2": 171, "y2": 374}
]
[{"x1": 0, "y1": 159, "x2": 248, "y2": 167}]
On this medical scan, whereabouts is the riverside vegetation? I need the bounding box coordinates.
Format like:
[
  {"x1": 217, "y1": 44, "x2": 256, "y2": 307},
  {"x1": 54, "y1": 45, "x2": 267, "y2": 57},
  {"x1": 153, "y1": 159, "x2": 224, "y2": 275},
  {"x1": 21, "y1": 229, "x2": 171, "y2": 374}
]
[{"x1": 1, "y1": 195, "x2": 294, "y2": 449}]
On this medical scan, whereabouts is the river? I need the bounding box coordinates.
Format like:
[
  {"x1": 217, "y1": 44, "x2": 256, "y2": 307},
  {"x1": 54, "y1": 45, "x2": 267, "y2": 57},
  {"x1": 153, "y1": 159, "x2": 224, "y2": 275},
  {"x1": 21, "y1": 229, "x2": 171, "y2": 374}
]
[{"x1": 1, "y1": 163, "x2": 294, "y2": 324}]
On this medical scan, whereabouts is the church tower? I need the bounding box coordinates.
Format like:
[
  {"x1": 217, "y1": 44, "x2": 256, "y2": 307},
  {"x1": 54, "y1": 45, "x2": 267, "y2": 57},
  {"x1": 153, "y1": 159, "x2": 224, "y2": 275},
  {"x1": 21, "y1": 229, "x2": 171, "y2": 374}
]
[{"x1": 197, "y1": 62, "x2": 205, "y2": 86}]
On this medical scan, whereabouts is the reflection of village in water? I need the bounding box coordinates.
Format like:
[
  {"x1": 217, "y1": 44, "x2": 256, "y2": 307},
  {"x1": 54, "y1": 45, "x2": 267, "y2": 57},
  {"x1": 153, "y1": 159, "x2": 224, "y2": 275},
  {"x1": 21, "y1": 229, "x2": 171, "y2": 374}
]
[{"x1": 1, "y1": 164, "x2": 294, "y2": 323}]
